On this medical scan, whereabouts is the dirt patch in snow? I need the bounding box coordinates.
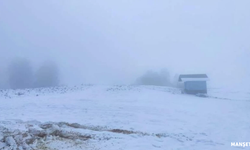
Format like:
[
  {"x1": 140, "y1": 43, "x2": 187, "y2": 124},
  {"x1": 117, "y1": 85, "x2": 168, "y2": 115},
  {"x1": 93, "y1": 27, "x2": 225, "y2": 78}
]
[
  {"x1": 0, "y1": 121, "x2": 93, "y2": 150},
  {"x1": 0, "y1": 121, "x2": 217, "y2": 150}
]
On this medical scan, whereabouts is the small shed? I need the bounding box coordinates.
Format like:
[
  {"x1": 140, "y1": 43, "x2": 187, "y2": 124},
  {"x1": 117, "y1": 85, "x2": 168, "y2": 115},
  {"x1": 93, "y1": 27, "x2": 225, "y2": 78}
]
[{"x1": 178, "y1": 74, "x2": 208, "y2": 94}]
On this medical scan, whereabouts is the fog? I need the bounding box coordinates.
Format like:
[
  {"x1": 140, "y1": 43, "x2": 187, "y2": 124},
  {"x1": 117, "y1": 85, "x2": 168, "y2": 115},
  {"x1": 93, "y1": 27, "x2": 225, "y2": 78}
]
[{"x1": 0, "y1": 1, "x2": 249, "y2": 88}]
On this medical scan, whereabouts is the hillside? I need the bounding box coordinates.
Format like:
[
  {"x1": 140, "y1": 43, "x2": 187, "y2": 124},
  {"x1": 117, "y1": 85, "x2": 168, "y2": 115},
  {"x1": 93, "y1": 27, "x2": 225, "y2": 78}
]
[{"x1": 0, "y1": 85, "x2": 249, "y2": 150}]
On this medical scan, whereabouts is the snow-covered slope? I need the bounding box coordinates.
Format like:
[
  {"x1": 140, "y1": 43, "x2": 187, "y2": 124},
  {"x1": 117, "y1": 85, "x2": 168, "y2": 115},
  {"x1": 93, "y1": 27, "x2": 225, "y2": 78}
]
[{"x1": 0, "y1": 85, "x2": 249, "y2": 150}]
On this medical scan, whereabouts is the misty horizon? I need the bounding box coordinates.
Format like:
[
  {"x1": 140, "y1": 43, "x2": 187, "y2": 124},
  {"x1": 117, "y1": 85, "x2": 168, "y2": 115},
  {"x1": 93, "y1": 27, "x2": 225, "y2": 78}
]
[{"x1": 1, "y1": 1, "x2": 249, "y2": 88}]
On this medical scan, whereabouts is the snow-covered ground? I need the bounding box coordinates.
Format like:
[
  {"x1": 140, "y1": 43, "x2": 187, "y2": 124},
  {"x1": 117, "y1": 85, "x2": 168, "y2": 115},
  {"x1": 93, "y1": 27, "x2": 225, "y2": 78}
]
[{"x1": 0, "y1": 85, "x2": 250, "y2": 150}]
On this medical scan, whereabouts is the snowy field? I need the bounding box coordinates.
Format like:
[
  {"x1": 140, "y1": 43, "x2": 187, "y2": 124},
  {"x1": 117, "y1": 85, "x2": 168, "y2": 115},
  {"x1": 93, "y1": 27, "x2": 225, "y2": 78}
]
[{"x1": 0, "y1": 85, "x2": 250, "y2": 150}]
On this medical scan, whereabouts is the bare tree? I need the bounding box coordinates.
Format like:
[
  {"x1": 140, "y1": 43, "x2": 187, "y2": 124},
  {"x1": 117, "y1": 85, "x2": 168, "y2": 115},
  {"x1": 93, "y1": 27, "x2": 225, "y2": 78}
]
[
  {"x1": 33, "y1": 61, "x2": 60, "y2": 88},
  {"x1": 8, "y1": 58, "x2": 33, "y2": 89},
  {"x1": 0, "y1": 67, "x2": 7, "y2": 89},
  {"x1": 135, "y1": 69, "x2": 171, "y2": 86},
  {"x1": 172, "y1": 73, "x2": 180, "y2": 88}
]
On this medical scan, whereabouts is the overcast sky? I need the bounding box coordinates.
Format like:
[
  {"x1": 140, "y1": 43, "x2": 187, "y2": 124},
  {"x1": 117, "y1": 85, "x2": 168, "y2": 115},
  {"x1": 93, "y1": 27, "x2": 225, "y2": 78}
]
[{"x1": 0, "y1": 0, "x2": 249, "y2": 87}]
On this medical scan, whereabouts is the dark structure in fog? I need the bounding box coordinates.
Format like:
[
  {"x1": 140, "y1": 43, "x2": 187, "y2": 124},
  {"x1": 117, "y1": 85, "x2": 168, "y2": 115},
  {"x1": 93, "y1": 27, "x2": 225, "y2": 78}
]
[{"x1": 178, "y1": 74, "x2": 209, "y2": 94}]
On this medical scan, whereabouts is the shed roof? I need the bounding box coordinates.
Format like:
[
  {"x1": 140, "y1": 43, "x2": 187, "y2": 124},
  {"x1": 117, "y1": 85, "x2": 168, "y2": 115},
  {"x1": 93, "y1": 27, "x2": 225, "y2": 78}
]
[{"x1": 179, "y1": 74, "x2": 208, "y2": 82}]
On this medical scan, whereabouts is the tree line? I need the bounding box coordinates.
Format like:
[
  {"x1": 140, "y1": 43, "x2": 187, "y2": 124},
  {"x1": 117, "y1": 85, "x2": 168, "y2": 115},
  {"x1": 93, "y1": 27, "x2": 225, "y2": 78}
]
[
  {"x1": 135, "y1": 68, "x2": 173, "y2": 87},
  {"x1": 1, "y1": 58, "x2": 60, "y2": 89},
  {"x1": 0, "y1": 59, "x2": 174, "y2": 89}
]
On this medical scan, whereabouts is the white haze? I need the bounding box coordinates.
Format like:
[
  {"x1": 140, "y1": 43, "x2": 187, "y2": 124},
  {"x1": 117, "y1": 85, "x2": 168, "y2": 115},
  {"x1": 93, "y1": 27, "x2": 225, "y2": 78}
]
[{"x1": 0, "y1": 0, "x2": 249, "y2": 88}]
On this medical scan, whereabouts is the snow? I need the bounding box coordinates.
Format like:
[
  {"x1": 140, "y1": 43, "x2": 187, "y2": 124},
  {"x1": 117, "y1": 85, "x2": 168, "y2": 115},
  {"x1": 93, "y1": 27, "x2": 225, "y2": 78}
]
[{"x1": 0, "y1": 85, "x2": 250, "y2": 150}]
